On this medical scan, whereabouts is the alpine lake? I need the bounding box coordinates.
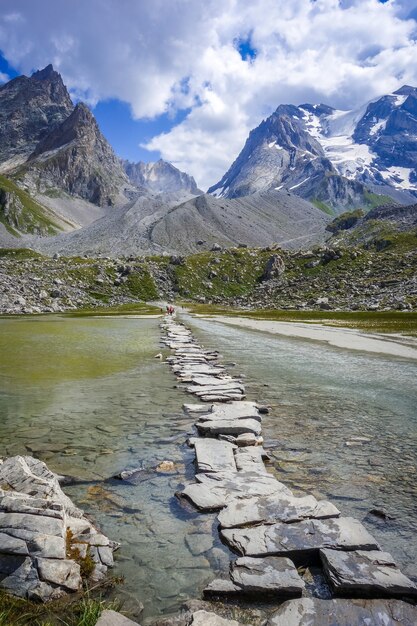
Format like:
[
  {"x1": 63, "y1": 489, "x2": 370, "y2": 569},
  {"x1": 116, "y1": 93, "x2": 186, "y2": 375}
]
[{"x1": 0, "y1": 312, "x2": 416, "y2": 620}]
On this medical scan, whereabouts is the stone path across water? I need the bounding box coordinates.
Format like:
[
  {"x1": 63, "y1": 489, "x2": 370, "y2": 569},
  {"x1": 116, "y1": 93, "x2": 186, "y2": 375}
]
[{"x1": 160, "y1": 315, "x2": 417, "y2": 625}]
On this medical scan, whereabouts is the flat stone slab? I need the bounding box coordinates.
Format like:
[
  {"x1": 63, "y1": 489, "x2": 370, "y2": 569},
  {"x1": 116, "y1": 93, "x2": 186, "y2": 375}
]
[
  {"x1": 204, "y1": 556, "x2": 304, "y2": 599},
  {"x1": 197, "y1": 418, "x2": 262, "y2": 436},
  {"x1": 191, "y1": 610, "x2": 243, "y2": 626},
  {"x1": 320, "y1": 549, "x2": 417, "y2": 598},
  {"x1": 221, "y1": 517, "x2": 379, "y2": 559},
  {"x1": 96, "y1": 610, "x2": 140, "y2": 625},
  {"x1": 179, "y1": 471, "x2": 291, "y2": 512},
  {"x1": 194, "y1": 439, "x2": 237, "y2": 474},
  {"x1": 233, "y1": 446, "x2": 268, "y2": 473},
  {"x1": 218, "y1": 493, "x2": 340, "y2": 529},
  {"x1": 183, "y1": 403, "x2": 210, "y2": 413},
  {"x1": 199, "y1": 401, "x2": 261, "y2": 422},
  {"x1": 268, "y1": 598, "x2": 417, "y2": 626}
]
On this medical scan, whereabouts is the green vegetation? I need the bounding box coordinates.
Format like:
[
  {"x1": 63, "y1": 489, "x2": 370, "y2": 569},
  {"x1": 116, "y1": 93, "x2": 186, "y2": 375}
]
[
  {"x1": 0, "y1": 247, "x2": 45, "y2": 259},
  {"x1": 0, "y1": 175, "x2": 62, "y2": 235},
  {"x1": 363, "y1": 190, "x2": 393, "y2": 210},
  {"x1": 0, "y1": 589, "x2": 122, "y2": 626},
  {"x1": 125, "y1": 267, "x2": 158, "y2": 300},
  {"x1": 185, "y1": 303, "x2": 417, "y2": 336},
  {"x1": 326, "y1": 209, "x2": 364, "y2": 233},
  {"x1": 311, "y1": 198, "x2": 334, "y2": 215},
  {"x1": 174, "y1": 248, "x2": 272, "y2": 298}
]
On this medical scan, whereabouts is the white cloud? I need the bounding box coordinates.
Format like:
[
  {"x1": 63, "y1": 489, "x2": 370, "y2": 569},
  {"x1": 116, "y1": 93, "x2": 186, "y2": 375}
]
[{"x1": 0, "y1": 0, "x2": 416, "y2": 189}]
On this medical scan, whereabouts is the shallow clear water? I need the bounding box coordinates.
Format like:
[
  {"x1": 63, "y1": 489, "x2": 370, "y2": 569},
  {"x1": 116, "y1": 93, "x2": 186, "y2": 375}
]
[
  {"x1": 0, "y1": 315, "x2": 416, "y2": 619},
  {"x1": 185, "y1": 315, "x2": 417, "y2": 578}
]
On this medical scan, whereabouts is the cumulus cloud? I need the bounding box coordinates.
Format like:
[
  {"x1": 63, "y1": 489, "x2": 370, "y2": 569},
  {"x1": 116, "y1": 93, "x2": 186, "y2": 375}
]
[{"x1": 0, "y1": 0, "x2": 416, "y2": 189}]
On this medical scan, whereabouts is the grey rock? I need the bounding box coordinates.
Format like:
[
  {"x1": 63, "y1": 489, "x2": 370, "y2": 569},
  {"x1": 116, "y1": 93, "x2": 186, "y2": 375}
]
[
  {"x1": 218, "y1": 493, "x2": 340, "y2": 529},
  {"x1": 231, "y1": 556, "x2": 304, "y2": 596},
  {"x1": 220, "y1": 517, "x2": 379, "y2": 558},
  {"x1": 194, "y1": 439, "x2": 237, "y2": 474},
  {"x1": 96, "y1": 609, "x2": 140, "y2": 626},
  {"x1": 37, "y1": 557, "x2": 81, "y2": 591},
  {"x1": 268, "y1": 597, "x2": 417, "y2": 626},
  {"x1": 196, "y1": 418, "x2": 262, "y2": 437},
  {"x1": 262, "y1": 255, "x2": 285, "y2": 280},
  {"x1": 0, "y1": 456, "x2": 117, "y2": 600},
  {"x1": 320, "y1": 549, "x2": 417, "y2": 598},
  {"x1": 190, "y1": 610, "x2": 243, "y2": 626},
  {"x1": 205, "y1": 556, "x2": 304, "y2": 599}
]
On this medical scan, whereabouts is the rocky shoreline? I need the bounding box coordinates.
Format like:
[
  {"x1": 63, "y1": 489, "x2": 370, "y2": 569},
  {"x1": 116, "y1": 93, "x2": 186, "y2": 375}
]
[{"x1": 0, "y1": 456, "x2": 118, "y2": 600}]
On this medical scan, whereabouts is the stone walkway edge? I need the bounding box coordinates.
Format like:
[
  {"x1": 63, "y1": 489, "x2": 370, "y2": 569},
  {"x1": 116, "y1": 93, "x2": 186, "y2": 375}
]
[{"x1": 160, "y1": 315, "x2": 417, "y2": 626}]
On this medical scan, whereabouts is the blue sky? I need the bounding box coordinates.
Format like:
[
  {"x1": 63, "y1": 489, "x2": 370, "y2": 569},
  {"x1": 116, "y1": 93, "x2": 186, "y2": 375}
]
[{"x1": 1, "y1": 0, "x2": 416, "y2": 189}]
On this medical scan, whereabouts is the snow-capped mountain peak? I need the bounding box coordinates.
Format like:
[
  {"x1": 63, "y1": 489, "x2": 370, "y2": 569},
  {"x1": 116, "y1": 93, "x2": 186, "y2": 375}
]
[{"x1": 208, "y1": 85, "x2": 417, "y2": 212}]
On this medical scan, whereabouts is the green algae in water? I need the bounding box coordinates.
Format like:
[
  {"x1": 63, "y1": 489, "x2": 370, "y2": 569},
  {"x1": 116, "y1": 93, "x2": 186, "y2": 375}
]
[{"x1": 0, "y1": 316, "x2": 157, "y2": 386}]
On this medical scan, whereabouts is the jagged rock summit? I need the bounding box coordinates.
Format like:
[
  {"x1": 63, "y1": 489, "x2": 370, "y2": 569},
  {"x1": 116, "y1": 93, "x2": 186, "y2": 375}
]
[
  {"x1": 0, "y1": 64, "x2": 128, "y2": 207},
  {"x1": 209, "y1": 86, "x2": 417, "y2": 213},
  {"x1": 122, "y1": 158, "x2": 203, "y2": 195},
  {"x1": 0, "y1": 63, "x2": 73, "y2": 171}
]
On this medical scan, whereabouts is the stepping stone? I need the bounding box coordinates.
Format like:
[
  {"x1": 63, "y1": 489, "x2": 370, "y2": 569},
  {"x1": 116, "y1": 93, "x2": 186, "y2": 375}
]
[
  {"x1": 234, "y1": 446, "x2": 268, "y2": 473},
  {"x1": 197, "y1": 418, "x2": 262, "y2": 436},
  {"x1": 183, "y1": 403, "x2": 210, "y2": 413},
  {"x1": 187, "y1": 375, "x2": 235, "y2": 386},
  {"x1": 200, "y1": 401, "x2": 262, "y2": 422},
  {"x1": 199, "y1": 394, "x2": 246, "y2": 403},
  {"x1": 204, "y1": 556, "x2": 304, "y2": 599},
  {"x1": 268, "y1": 598, "x2": 417, "y2": 626},
  {"x1": 187, "y1": 382, "x2": 245, "y2": 394},
  {"x1": 194, "y1": 439, "x2": 237, "y2": 474},
  {"x1": 221, "y1": 517, "x2": 379, "y2": 559},
  {"x1": 178, "y1": 471, "x2": 291, "y2": 512},
  {"x1": 320, "y1": 549, "x2": 417, "y2": 598},
  {"x1": 178, "y1": 483, "x2": 227, "y2": 511},
  {"x1": 218, "y1": 493, "x2": 340, "y2": 529}
]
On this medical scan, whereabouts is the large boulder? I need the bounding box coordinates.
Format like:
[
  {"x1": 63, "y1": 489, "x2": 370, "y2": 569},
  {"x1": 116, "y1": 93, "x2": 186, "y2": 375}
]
[{"x1": 261, "y1": 254, "x2": 285, "y2": 281}]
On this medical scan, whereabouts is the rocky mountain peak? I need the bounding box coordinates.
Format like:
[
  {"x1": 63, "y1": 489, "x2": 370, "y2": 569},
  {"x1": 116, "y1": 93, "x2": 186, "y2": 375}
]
[
  {"x1": 0, "y1": 64, "x2": 73, "y2": 168},
  {"x1": 32, "y1": 63, "x2": 59, "y2": 81},
  {"x1": 122, "y1": 158, "x2": 202, "y2": 195},
  {"x1": 209, "y1": 86, "x2": 417, "y2": 211},
  {"x1": 393, "y1": 85, "x2": 416, "y2": 96}
]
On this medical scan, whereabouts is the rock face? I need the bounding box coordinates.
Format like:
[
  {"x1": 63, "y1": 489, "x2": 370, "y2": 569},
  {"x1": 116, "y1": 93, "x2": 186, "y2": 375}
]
[
  {"x1": 122, "y1": 159, "x2": 202, "y2": 195},
  {"x1": 0, "y1": 456, "x2": 118, "y2": 601},
  {"x1": 208, "y1": 86, "x2": 417, "y2": 212},
  {"x1": 268, "y1": 598, "x2": 417, "y2": 626},
  {"x1": 0, "y1": 64, "x2": 73, "y2": 170},
  {"x1": 0, "y1": 65, "x2": 128, "y2": 207},
  {"x1": 25, "y1": 102, "x2": 128, "y2": 206}
]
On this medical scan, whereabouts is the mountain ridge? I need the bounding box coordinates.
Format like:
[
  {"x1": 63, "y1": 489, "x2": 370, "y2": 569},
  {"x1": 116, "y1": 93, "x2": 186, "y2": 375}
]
[{"x1": 208, "y1": 86, "x2": 417, "y2": 213}]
